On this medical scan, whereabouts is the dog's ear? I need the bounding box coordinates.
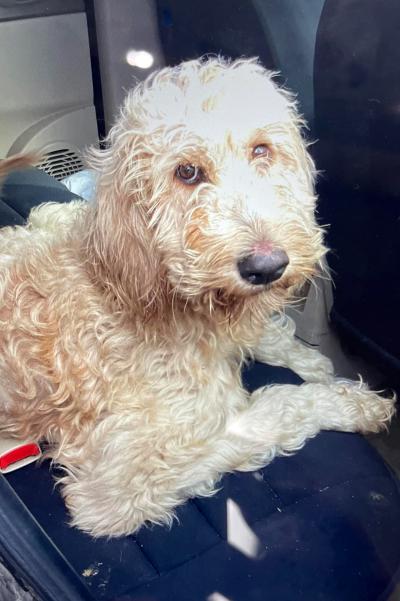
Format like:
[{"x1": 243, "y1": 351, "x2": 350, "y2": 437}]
[{"x1": 84, "y1": 112, "x2": 168, "y2": 319}]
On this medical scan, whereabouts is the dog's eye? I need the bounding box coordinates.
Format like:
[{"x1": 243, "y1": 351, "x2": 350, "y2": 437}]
[
  {"x1": 252, "y1": 144, "x2": 271, "y2": 159},
  {"x1": 175, "y1": 164, "x2": 203, "y2": 185}
]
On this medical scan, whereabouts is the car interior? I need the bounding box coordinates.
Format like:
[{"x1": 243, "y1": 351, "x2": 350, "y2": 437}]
[{"x1": 0, "y1": 1, "x2": 399, "y2": 600}]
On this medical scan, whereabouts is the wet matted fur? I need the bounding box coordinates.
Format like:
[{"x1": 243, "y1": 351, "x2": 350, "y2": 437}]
[{"x1": 0, "y1": 58, "x2": 394, "y2": 536}]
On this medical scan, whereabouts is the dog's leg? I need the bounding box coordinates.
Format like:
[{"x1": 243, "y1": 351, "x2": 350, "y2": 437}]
[
  {"x1": 59, "y1": 380, "x2": 394, "y2": 537},
  {"x1": 253, "y1": 313, "x2": 335, "y2": 383},
  {"x1": 227, "y1": 379, "x2": 394, "y2": 472}
]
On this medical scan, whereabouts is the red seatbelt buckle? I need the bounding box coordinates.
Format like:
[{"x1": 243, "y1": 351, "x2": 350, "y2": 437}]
[{"x1": 0, "y1": 436, "x2": 42, "y2": 474}]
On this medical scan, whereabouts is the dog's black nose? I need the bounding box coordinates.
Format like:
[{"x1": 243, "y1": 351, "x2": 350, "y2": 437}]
[{"x1": 237, "y1": 250, "x2": 289, "y2": 286}]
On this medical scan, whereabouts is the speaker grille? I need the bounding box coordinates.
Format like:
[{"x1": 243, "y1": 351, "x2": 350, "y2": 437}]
[{"x1": 39, "y1": 148, "x2": 84, "y2": 181}]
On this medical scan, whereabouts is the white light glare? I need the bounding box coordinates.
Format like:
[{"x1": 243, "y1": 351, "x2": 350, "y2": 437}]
[{"x1": 126, "y1": 49, "x2": 154, "y2": 69}]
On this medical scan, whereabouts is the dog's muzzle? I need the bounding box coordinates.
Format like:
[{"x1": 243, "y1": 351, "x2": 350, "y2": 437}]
[{"x1": 237, "y1": 249, "x2": 289, "y2": 286}]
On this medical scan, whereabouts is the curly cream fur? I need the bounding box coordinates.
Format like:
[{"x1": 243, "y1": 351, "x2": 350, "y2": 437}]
[{"x1": 0, "y1": 58, "x2": 394, "y2": 537}]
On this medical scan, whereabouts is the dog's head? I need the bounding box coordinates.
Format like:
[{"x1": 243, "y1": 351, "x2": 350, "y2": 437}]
[{"x1": 86, "y1": 58, "x2": 326, "y2": 319}]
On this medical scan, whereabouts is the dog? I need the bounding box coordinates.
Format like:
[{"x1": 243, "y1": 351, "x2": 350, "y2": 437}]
[{"x1": 0, "y1": 58, "x2": 394, "y2": 537}]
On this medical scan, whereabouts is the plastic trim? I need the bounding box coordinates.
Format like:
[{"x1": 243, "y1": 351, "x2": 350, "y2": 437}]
[{"x1": 0, "y1": 474, "x2": 94, "y2": 601}]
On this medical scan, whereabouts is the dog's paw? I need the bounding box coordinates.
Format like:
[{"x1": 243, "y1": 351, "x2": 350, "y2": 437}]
[{"x1": 328, "y1": 378, "x2": 396, "y2": 434}]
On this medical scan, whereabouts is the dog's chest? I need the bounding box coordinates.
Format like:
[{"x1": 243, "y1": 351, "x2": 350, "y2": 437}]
[{"x1": 120, "y1": 333, "x2": 247, "y2": 427}]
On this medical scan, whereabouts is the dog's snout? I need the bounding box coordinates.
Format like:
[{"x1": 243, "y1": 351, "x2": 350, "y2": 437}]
[{"x1": 237, "y1": 250, "x2": 289, "y2": 286}]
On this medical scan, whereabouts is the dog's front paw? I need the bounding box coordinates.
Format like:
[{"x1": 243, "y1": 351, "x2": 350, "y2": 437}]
[{"x1": 328, "y1": 378, "x2": 396, "y2": 434}]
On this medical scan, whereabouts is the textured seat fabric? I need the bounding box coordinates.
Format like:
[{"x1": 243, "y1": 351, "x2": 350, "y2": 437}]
[{"x1": 2, "y1": 170, "x2": 400, "y2": 600}]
